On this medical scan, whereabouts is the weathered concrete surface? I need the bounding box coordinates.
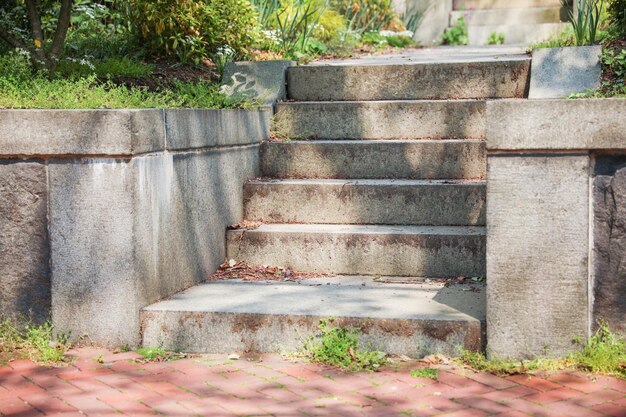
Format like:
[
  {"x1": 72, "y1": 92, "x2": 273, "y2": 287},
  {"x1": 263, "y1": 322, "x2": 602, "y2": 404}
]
[
  {"x1": 221, "y1": 60, "x2": 293, "y2": 105},
  {"x1": 468, "y1": 22, "x2": 569, "y2": 46},
  {"x1": 287, "y1": 58, "x2": 530, "y2": 101},
  {"x1": 50, "y1": 146, "x2": 259, "y2": 346},
  {"x1": 0, "y1": 161, "x2": 50, "y2": 324},
  {"x1": 455, "y1": 0, "x2": 561, "y2": 8},
  {"x1": 244, "y1": 179, "x2": 486, "y2": 226},
  {"x1": 261, "y1": 140, "x2": 486, "y2": 179},
  {"x1": 275, "y1": 101, "x2": 486, "y2": 139},
  {"x1": 164, "y1": 109, "x2": 270, "y2": 150},
  {"x1": 0, "y1": 110, "x2": 165, "y2": 156},
  {"x1": 487, "y1": 155, "x2": 589, "y2": 358},
  {"x1": 451, "y1": 6, "x2": 564, "y2": 26},
  {"x1": 593, "y1": 155, "x2": 626, "y2": 336},
  {"x1": 141, "y1": 280, "x2": 483, "y2": 356},
  {"x1": 529, "y1": 46, "x2": 602, "y2": 99},
  {"x1": 227, "y1": 224, "x2": 486, "y2": 277},
  {"x1": 487, "y1": 99, "x2": 626, "y2": 150}
]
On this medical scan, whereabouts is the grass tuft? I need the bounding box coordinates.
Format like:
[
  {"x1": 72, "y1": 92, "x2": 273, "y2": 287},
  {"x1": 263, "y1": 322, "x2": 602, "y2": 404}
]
[
  {"x1": 458, "y1": 324, "x2": 626, "y2": 379},
  {"x1": 302, "y1": 319, "x2": 387, "y2": 371},
  {"x1": 0, "y1": 319, "x2": 71, "y2": 366},
  {"x1": 410, "y1": 368, "x2": 438, "y2": 380}
]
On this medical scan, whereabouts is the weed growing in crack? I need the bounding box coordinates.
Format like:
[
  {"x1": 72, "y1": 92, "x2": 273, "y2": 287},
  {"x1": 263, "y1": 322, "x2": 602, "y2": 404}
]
[
  {"x1": 410, "y1": 368, "x2": 438, "y2": 380},
  {"x1": 457, "y1": 323, "x2": 626, "y2": 379},
  {"x1": 302, "y1": 319, "x2": 387, "y2": 371}
]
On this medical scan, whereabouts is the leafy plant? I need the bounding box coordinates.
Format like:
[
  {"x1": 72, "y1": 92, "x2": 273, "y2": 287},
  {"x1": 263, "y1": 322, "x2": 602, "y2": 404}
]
[
  {"x1": 303, "y1": 319, "x2": 387, "y2": 371},
  {"x1": 442, "y1": 16, "x2": 468, "y2": 46},
  {"x1": 458, "y1": 323, "x2": 626, "y2": 379},
  {"x1": 487, "y1": 32, "x2": 505, "y2": 45},
  {"x1": 332, "y1": 0, "x2": 397, "y2": 32},
  {"x1": 275, "y1": 0, "x2": 328, "y2": 58},
  {"x1": 0, "y1": 0, "x2": 73, "y2": 74},
  {"x1": 410, "y1": 368, "x2": 438, "y2": 380},
  {"x1": 528, "y1": 27, "x2": 577, "y2": 50},
  {"x1": 0, "y1": 319, "x2": 70, "y2": 365},
  {"x1": 606, "y1": 0, "x2": 626, "y2": 35},
  {"x1": 564, "y1": 0, "x2": 605, "y2": 45},
  {"x1": 123, "y1": 0, "x2": 259, "y2": 64}
]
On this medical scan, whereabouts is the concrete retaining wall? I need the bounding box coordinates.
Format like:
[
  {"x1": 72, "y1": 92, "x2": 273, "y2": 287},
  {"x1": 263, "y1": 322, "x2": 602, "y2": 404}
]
[
  {"x1": 0, "y1": 109, "x2": 270, "y2": 346},
  {"x1": 486, "y1": 99, "x2": 626, "y2": 359}
]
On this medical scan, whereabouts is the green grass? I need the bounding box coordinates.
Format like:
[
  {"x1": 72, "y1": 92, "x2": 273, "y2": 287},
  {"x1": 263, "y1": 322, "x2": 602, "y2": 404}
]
[
  {"x1": 136, "y1": 347, "x2": 186, "y2": 361},
  {"x1": 0, "y1": 52, "x2": 255, "y2": 110},
  {"x1": 0, "y1": 319, "x2": 71, "y2": 366},
  {"x1": 302, "y1": 319, "x2": 387, "y2": 371},
  {"x1": 458, "y1": 324, "x2": 626, "y2": 379},
  {"x1": 57, "y1": 57, "x2": 155, "y2": 79},
  {"x1": 410, "y1": 368, "x2": 439, "y2": 380}
]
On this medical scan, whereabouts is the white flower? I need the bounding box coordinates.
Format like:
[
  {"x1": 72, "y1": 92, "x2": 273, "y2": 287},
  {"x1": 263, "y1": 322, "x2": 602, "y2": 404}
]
[{"x1": 379, "y1": 30, "x2": 414, "y2": 38}]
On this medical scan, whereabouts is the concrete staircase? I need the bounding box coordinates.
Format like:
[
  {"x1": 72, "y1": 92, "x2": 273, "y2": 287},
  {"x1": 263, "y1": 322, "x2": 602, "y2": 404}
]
[
  {"x1": 451, "y1": 0, "x2": 569, "y2": 45},
  {"x1": 141, "y1": 50, "x2": 531, "y2": 357}
]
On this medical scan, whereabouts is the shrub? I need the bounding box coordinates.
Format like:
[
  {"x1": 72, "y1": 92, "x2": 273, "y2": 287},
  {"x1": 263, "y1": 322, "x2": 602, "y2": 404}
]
[
  {"x1": 332, "y1": 0, "x2": 397, "y2": 32},
  {"x1": 607, "y1": 0, "x2": 626, "y2": 35},
  {"x1": 442, "y1": 16, "x2": 468, "y2": 46},
  {"x1": 123, "y1": 0, "x2": 259, "y2": 64}
]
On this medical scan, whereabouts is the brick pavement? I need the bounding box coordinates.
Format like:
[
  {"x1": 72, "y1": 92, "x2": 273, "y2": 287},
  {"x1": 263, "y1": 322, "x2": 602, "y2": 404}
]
[{"x1": 0, "y1": 347, "x2": 625, "y2": 416}]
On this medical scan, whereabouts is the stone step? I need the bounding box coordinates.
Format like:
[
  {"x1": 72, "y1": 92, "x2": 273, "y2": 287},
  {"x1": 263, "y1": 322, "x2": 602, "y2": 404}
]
[
  {"x1": 274, "y1": 101, "x2": 486, "y2": 140},
  {"x1": 226, "y1": 224, "x2": 486, "y2": 277},
  {"x1": 287, "y1": 58, "x2": 530, "y2": 101},
  {"x1": 468, "y1": 23, "x2": 570, "y2": 45},
  {"x1": 450, "y1": 7, "x2": 565, "y2": 26},
  {"x1": 260, "y1": 140, "x2": 486, "y2": 180},
  {"x1": 454, "y1": 0, "x2": 562, "y2": 9},
  {"x1": 244, "y1": 179, "x2": 486, "y2": 226},
  {"x1": 141, "y1": 278, "x2": 484, "y2": 356}
]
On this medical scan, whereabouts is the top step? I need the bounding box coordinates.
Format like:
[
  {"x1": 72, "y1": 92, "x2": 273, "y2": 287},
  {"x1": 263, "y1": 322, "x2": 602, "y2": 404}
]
[
  {"x1": 287, "y1": 51, "x2": 530, "y2": 101},
  {"x1": 454, "y1": 0, "x2": 562, "y2": 9}
]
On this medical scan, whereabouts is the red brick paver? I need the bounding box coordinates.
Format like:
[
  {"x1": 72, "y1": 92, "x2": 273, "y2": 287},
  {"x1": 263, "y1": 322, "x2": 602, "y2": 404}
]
[{"x1": 0, "y1": 348, "x2": 624, "y2": 417}]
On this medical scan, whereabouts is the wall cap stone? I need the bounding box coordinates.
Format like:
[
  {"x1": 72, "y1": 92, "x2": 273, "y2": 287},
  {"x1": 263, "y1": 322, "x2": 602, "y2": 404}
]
[
  {"x1": 487, "y1": 98, "x2": 626, "y2": 151},
  {"x1": 0, "y1": 108, "x2": 270, "y2": 157}
]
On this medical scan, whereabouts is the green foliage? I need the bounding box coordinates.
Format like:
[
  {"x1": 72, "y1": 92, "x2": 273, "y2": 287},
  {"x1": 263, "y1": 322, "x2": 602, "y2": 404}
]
[
  {"x1": 0, "y1": 319, "x2": 70, "y2": 365},
  {"x1": 123, "y1": 0, "x2": 259, "y2": 64},
  {"x1": 57, "y1": 57, "x2": 154, "y2": 79},
  {"x1": 332, "y1": 0, "x2": 397, "y2": 32},
  {"x1": 442, "y1": 17, "x2": 468, "y2": 46},
  {"x1": 0, "y1": 52, "x2": 255, "y2": 109},
  {"x1": 362, "y1": 30, "x2": 415, "y2": 48},
  {"x1": 251, "y1": 0, "x2": 330, "y2": 58},
  {"x1": 275, "y1": 0, "x2": 329, "y2": 58},
  {"x1": 607, "y1": 0, "x2": 626, "y2": 35},
  {"x1": 137, "y1": 347, "x2": 168, "y2": 360},
  {"x1": 303, "y1": 319, "x2": 387, "y2": 371},
  {"x1": 564, "y1": 0, "x2": 605, "y2": 45},
  {"x1": 487, "y1": 32, "x2": 505, "y2": 45},
  {"x1": 602, "y1": 46, "x2": 626, "y2": 79},
  {"x1": 528, "y1": 28, "x2": 577, "y2": 50},
  {"x1": 570, "y1": 324, "x2": 626, "y2": 378},
  {"x1": 410, "y1": 368, "x2": 438, "y2": 380},
  {"x1": 458, "y1": 324, "x2": 626, "y2": 379}
]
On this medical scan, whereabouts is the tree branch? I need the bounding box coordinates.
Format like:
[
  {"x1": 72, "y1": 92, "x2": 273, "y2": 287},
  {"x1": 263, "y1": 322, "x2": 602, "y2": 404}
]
[
  {"x1": 24, "y1": 0, "x2": 44, "y2": 46},
  {"x1": 50, "y1": 0, "x2": 72, "y2": 59},
  {"x1": 0, "y1": 24, "x2": 29, "y2": 51}
]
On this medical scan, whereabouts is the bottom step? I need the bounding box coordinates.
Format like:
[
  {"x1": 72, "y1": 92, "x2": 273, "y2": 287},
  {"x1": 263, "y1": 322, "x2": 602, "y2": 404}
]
[{"x1": 141, "y1": 278, "x2": 484, "y2": 357}]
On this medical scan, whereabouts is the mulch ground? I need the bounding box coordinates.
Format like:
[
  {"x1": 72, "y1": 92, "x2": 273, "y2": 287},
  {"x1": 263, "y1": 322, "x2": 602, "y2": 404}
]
[{"x1": 1, "y1": 347, "x2": 625, "y2": 416}]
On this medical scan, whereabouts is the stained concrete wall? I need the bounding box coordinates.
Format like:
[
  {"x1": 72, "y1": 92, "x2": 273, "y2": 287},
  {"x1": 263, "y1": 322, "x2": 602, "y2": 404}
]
[
  {"x1": 486, "y1": 99, "x2": 626, "y2": 359},
  {"x1": 592, "y1": 155, "x2": 626, "y2": 335},
  {"x1": 0, "y1": 108, "x2": 270, "y2": 345}
]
